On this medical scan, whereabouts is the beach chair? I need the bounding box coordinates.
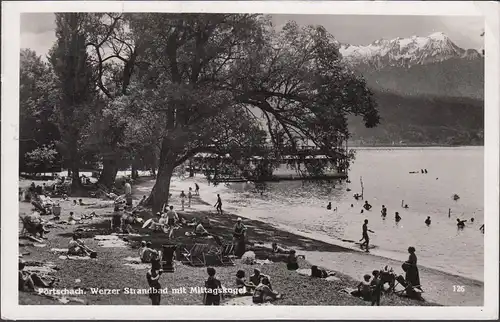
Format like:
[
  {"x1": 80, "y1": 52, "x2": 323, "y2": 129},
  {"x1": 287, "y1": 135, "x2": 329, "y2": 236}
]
[
  {"x1": 160, "y1": 244, "x2": 178, "y2": 272},
  {"x1": 181, "y1": 244, "x2": 210, "y2": 267},
  {"x1": 216, "y1": 243, "x2": 235, "y2": 266}
]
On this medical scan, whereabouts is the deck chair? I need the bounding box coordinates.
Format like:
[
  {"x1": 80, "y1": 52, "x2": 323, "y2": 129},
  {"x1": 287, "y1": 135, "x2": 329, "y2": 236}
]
[
  {"x1": 216, "y1": 243, "x2": 235, "y2": 266},
  {"x1": 160, "y1": 244, "x2": 178, "y2": 272},
  {"x1": 182, "y1": 244, "x2": 210, "y2": 267},
  {"x1": 393, "y1": 275, "x2": 424, "y2": 300}
]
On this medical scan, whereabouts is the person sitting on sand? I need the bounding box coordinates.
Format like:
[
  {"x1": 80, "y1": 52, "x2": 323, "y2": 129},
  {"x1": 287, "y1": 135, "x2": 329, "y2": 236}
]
[
  {"x1": 311, "y1": 265, "x2": 335, "y2": 278},
  {"x1": 326, "y1": 202, "x2": 332, "y2": 210},
  {"x1": 286, "y1": 250, "x2": 305, "y2": 271},
  {"x1": 235, "y1": 270, "x2": 256, "y2": 295},
  {"x1": 68, "y1": 234, "x2": 89, "y2": 256},
  {"x1": 395, "y1": 212, "x2": 401, "y2": 223},
  {"x1": 137, "y1": 195, "x2": 147, "y2": 208},
  {"x1": 272, "y1": 242, "x2": 291, "y2": 254},
  {"x1": 78, "y1": 199, "x2": 84, "y2": 206},
  {"x1": 363, "y1": 201, "x2": 372, "y2": 211},
  {"x1": 249, "y1": 268, "x2": 272, "y2": 290},
  {"x1": 425, "y1": 216, "x2": 431, "y2": 226},
  {"x1": 23, "y1": 211, "x2": 49, "y2": 238},
  {"x1": 252, "y1": 277, "x2": 282, "y2": 304},
  {"x1": 19, "y1": 260, "x2": 55, "y2": 292},
  {"x1": 351, "y1": 274, "x2": 372, "y2": 301},
  {"x1": 194, "y1": 220, "x2": 209, "y2": 236}
]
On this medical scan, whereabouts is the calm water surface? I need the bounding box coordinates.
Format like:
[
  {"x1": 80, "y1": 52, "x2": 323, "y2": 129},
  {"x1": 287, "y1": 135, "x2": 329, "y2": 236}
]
[{"x1": 208, "y1": 147, "x2": 484, "y2": 281}]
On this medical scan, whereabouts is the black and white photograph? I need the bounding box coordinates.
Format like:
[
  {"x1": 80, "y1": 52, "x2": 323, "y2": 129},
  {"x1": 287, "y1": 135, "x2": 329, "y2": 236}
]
[{"x1": 2, "y1": 1, "x2": 499, "y2": 320}]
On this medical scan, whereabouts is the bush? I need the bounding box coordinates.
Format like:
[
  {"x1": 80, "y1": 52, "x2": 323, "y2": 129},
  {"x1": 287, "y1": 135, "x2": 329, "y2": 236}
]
[{"x1": 24, "y1": 144, "x2": 58, "y2": 176}]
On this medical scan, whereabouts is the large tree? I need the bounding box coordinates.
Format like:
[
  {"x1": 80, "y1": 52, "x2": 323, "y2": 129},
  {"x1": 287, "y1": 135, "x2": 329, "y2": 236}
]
[
  {"x1": 121, "y1": 14, "x2": 379, "y2": 212},
  {"x1": 19, "y1": 49, "x2": 60, "y2": 174},
  {"x1": 48, "y1": 13, "x2": 98, "y2": 190}
]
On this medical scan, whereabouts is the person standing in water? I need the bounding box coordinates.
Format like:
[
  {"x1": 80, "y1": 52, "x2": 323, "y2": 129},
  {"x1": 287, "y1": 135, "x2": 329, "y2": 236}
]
[
  {"x1": 214, "y1": 194, "x2": 223, "y2": 215},
  {"x1": 363, "y1": 201, "x2": 372, "y2": 211},
  {"x1": 395, "y1": 212, "x2": 401, "y2": 223},
  {"x1": 456, "y1": 218, "x2": 467, "y2": 229},
  {"x1": 381, "y1": 205, "x2": 387, "y2": 218},
  {"x1": 360, "y1": 219, "x2": 374, "y2": 252},
  {"x1": 326, "y1": 202, "x2": 332, "y2": 210},
  {"x1": 425, "y1": 216, "x2": 431, "y2": 226}
]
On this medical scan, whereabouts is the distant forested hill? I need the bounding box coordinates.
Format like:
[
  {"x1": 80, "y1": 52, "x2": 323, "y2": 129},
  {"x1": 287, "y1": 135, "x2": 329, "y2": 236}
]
[{"x1": 348, "y1": 91, "x2": 484, "y2": 146}]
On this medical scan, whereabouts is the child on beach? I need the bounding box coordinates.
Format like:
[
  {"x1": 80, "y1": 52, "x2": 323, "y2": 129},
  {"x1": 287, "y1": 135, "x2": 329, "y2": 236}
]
[
  {"x1": 351, "y1": 274, "x2": 371, "y2": 301},
  {"x1": 235, "y1": 270, "x2": 256, "y2": 295},
  {"x1": 146, "y1": 259, "x2": 163, "y2": 305},
  {"x1": 286, "y1": 250, "x2": 305, "y2": 271},
  {"x1": 204, "y1": 267, "x2": 223, "y2": 305},
  {"x1": 370, "y1": 270, "x2": 382, "y2": 306}
]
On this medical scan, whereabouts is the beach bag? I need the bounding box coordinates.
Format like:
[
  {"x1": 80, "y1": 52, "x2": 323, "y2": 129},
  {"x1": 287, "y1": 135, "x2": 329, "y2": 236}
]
[{"x1": 401, "y1": 262, "x2": 410, "y2": 272}]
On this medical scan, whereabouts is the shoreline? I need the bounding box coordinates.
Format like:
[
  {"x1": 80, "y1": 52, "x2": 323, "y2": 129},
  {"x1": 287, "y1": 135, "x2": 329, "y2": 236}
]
[{"x1": 165, "y1": 176, "x2": 484, "y2": 306}]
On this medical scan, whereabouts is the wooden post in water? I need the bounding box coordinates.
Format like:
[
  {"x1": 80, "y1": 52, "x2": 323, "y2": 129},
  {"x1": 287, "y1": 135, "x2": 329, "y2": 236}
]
[{"x1": 360, "y1": 176, "x2": 364, "y2": 200}]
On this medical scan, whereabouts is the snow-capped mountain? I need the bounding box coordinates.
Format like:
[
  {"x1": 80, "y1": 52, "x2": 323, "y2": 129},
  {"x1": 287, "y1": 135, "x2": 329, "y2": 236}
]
[{"x1": 339, "y1": 32, "x2": 482, "y2": 69}]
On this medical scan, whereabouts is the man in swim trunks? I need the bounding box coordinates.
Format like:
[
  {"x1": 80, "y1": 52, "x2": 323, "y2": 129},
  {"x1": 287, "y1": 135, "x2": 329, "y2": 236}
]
[{"x1": 360, "y1": 219, "x2": 374, "y2": 252}]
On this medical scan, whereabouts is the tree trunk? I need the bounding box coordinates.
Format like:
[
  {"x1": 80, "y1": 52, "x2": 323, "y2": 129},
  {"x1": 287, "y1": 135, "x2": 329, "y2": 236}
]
[
  {"x1": 131, "y1": 162, "x2": 139, "y2": 180},
  {"x1": 98, "y1": 159, "x2": 118, "y2": 188},
  {"x1": 70, "y1": 165, "x2": 82, "y2": 192},
  {"x1": 148, "y1": 163, "x2": 175, "y2": 213}
]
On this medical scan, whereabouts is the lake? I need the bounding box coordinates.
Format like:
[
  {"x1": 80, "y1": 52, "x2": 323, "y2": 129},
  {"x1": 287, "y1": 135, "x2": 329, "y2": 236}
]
[{"x1": 203, "y1": 147, "x2": 484, "y2": 281}]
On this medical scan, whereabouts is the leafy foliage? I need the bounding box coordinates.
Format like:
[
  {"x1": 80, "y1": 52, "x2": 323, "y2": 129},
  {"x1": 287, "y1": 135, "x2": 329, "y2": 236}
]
[{"x1": 25, "y1": 145, "x2": 59, "y2": 175}]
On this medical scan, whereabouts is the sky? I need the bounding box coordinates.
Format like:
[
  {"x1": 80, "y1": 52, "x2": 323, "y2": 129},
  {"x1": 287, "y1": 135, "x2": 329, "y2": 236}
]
[{"x1": 20, "y1": 13, "x2": 484, "y2": 58}]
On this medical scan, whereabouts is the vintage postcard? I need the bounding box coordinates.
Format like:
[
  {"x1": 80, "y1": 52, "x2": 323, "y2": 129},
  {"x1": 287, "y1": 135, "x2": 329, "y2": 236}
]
[{"x1": 1, "y1": 1, "x2": 499, "y2": 320}]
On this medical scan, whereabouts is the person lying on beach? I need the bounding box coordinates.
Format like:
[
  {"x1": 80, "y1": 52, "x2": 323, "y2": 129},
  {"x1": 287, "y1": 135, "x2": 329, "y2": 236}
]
[
  {"x1": 351, "y1": 274, "x2": 372, "y2": 300},
  {"x1": 286, "y1": 250, "x2": 305, "y2": 271},
  {"x1": 311, "y1": 265, "x2": 335, "y2": 278},
  {"x1": 272, "y1": 242, "x2": 291, "y2": 254},
  {"x1": 326, "y1": 202, "x2": 332, "y2": 210},
  {"x1": 236, "y1": 270, "x2": 256, "y2": 295},
  {"x1": 252, "y1": 277, "x2": 282, "y2": 304},
  {"x1": 456, "y1": 219, "x2": 467, "y2": 229},
  {"x1": 425, "y1": 216, "x2": 431, "y2": 226},
  {"x1": 68, "y1": 234, "x2": 90, "y2": 256},
  {"x1": 250, "y1": 268, "x2": 272, "y2": 290},
  {"x1": 19, "y1": 260, "x2": 55, "y2": 292},
  {"x1": 363, "y1": 201, "x2": 372, "y2": 211}
]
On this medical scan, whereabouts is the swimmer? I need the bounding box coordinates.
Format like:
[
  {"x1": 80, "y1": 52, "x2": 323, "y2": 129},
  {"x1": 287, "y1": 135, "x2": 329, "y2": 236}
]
[
  {"x1": 456, "y1": 218, "x2": 467, "y2": 229},
  {"x1": 424, "y1": 169, "x2": 428, "y2": 174},
  {"x1": 354, "y1": 194, "x2": 361, "y2": 201},
  {"x1": 360, "y1": 209, "x2": 364, "y2": 214},
  {"x1": 395, "y1": 212, "x2": 401, "y2": 222},
  {"x1": 425, "y1": 216, "x2": 431, "y2": 226},
  {"x1": 363, "y1": 201, "x2": 372, "y2": 211},
  {"x1": 381, "y1": 205, "x2": 387, "y2": 218},
  {"x1": 326, "y1": 202, "x2": 332, "y2": 210},
  {"x1": 470, "y1": 218, "x2": 475, "y2": 223},
  {"x1": 448, "y1": 208, "x2": 451, "y2": 218},
  {"x1": 334, "y1": 207, "x2": 338, "y2": 212},
  {"x1": 403, "y1": 204, "x2": 409, "y2": 209},
  {"x1": 351, "y1": 204, "x2": 354, "y2": 208}
]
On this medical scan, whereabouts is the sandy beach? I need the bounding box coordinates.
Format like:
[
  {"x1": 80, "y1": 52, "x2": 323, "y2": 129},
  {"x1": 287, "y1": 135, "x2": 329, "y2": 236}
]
[{"x1": 166, "y1": 176, "x2": 484, "y2": 306}]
